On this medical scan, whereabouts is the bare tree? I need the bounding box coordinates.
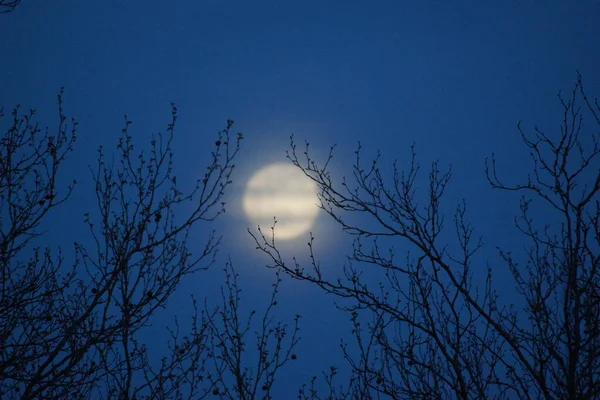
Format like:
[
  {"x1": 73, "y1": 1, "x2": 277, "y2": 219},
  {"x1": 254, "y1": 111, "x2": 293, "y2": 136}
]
[
  {"x1": 0, "y1": 90, "x2": 298, "y2": 399},
  {"x1": 205, "y1": 260, "x2": 301, "y2": 400},
  {"x1": 252, "y1": 73, "x2": 600, "y2": 400},
  {"x1": 0, "y1": 0, "x2": 21, "y2": 13},
  {"x1": 0, "y1": 85, "x2": 305, "y2": 400}
]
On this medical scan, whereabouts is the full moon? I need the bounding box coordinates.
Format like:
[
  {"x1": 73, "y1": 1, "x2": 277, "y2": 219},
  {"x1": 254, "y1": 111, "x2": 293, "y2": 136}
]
[{"x1": 243, "y1": 163, "x2": 319, "y2": 240}]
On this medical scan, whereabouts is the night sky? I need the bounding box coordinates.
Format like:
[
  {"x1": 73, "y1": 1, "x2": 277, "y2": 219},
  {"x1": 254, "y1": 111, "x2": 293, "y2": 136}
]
[{"x1": 2, "y1": 1, "x2": 600, "y2": 397}]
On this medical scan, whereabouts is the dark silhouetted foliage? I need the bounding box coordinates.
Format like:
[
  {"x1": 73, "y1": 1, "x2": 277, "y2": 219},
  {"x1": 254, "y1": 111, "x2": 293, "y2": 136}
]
[
  {"x1": 0, "y1": 0, "x2": 21, "y2": 13},
  {"x1": 253, "y1": 74, "x2": 600, "y2": 400},
  {"x1": 0, "y1": 92, "x2": 301, "y2": 400}
]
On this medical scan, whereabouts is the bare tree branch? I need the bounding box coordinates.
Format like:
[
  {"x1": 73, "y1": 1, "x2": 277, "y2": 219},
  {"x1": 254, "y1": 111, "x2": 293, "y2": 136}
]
[
  {"x1": 252, "y1": 74, "x2": 600, "y2": 400},
  {"x1": 0, "y1": 0, "x2": 22, "y2": 13}
]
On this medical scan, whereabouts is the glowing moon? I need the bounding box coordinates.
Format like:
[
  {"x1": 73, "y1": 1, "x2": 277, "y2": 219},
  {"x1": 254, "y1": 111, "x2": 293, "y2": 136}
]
[{"x1": 243, "y1": 163, "x2": 319, "y2": 240}]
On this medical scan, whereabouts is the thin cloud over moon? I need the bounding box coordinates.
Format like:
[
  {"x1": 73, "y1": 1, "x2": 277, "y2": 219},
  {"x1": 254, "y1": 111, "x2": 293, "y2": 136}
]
[{"x1": 243, "y1": 163, "x2": 319, "y2": 240}]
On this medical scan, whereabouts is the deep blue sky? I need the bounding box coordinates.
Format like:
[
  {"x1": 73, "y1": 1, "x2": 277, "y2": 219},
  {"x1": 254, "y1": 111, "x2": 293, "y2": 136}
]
[{"x1": 2, "y1": 1, "x2": 600, "y2": 397}]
